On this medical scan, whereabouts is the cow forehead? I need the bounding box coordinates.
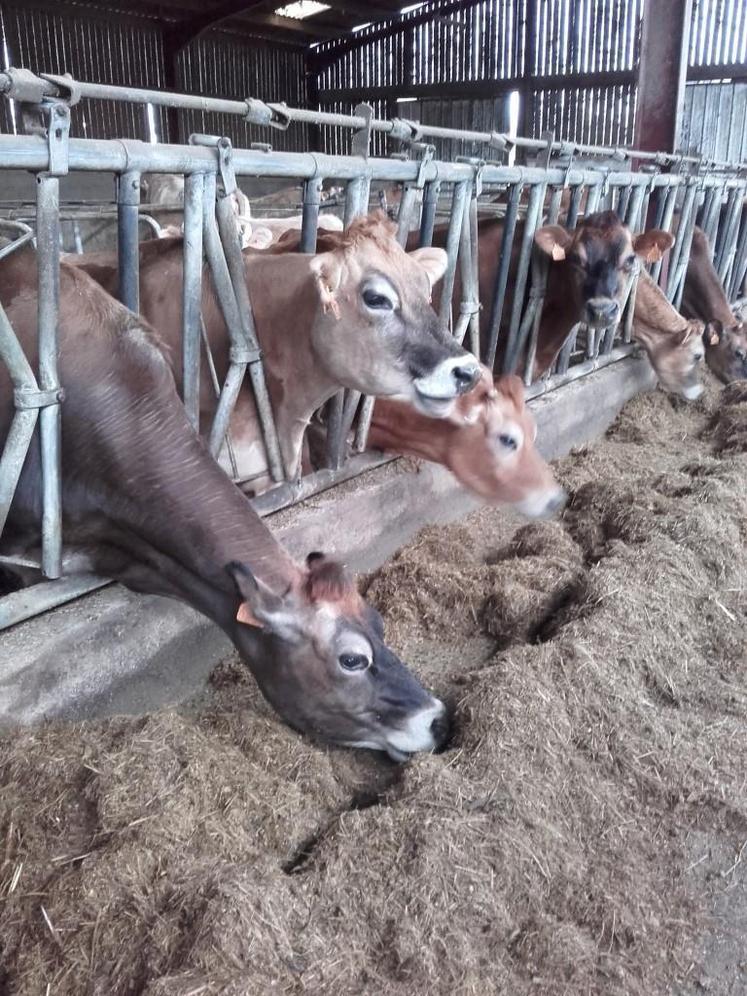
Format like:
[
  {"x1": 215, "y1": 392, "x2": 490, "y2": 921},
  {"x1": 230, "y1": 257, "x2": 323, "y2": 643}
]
[{"x1": 574, "y1": 225, "x2": 632, "y2": 262}]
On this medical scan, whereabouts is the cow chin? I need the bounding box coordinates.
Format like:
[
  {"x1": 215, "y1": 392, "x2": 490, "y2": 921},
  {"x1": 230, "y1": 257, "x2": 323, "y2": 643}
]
[{"x1": 411, "y1": 390, "x2": 458, "y2": 419}]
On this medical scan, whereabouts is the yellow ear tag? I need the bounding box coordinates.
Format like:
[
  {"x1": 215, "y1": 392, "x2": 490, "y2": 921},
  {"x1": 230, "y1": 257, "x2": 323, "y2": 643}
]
[{"x1": 645, "y1": 246, "x2": 663, "y2": 263}]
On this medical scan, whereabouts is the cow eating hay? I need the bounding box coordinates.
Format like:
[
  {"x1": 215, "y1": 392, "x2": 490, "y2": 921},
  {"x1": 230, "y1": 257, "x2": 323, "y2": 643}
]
[{"x1": 1, "y1": 377, "x2": 746, "y2": 995}]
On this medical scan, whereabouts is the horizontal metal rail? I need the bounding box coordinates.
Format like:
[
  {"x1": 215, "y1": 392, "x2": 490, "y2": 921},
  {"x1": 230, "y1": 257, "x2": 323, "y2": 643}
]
[{"x1": 1, "y1": 68, "x2": 745, "y2": 173}]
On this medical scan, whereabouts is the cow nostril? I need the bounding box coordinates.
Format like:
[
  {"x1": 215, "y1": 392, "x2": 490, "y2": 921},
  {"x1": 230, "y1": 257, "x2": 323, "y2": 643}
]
[
  {"x1": 452, "y1": 363, "x2": 479, "y2": 393},
  {"x1": 430, "y1": 713, "x2": 451, "y2": 748}
]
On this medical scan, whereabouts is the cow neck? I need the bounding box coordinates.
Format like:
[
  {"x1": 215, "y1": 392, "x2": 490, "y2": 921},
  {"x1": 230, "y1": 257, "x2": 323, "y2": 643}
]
[
  {"x1": 369, "y1": 400, "x2": 453, "y2": 465},
  {"x1": 79, "y1": 364, "x2": 300, "y2": 625},
  {"x1": 633, "y1": 270, "x2": 690, "y2": 341},
  {"x1": 244, "y1": 252, "x2": 341, "y2": 475},
  {"x1": 682, "y1": 256, "x2": 738, "y2": 328}
]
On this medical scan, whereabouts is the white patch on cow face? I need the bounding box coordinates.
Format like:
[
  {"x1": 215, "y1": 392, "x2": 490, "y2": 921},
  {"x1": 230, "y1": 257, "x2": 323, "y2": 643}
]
[
  {"x1": 412, "y1": 355, "x2": 481, "y2": 412},
  {"x1": 515, "y1": 486, "x2": 568, "y2": 519},
  {"x1": 384, "y1": 698, "x2": 446, "y2": 757}
]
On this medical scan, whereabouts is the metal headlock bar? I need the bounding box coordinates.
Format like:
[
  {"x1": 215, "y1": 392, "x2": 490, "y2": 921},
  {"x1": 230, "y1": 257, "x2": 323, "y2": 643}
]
[
  {"x1": 0, "y1": 70, "x2": 746, "y2": 629},
  {"x1": 1, "y1": 67, "x2": 746, "y2": 174}
]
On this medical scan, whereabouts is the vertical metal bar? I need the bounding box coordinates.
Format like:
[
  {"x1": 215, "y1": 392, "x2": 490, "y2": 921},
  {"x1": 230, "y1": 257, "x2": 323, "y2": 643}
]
[
  {"x1": 728, "y1": 212, "x2": 747, "y2": 302},
  {"x1": 625, "y1": 184, "x2": 646, "y2": 232},
  {"x1": 396, "y1": 184, "x2": 419, "y2": 246},
  {"x1": 300, "y1": 176, "x2": 323, "y2": 253},
  {"x1": 454, "y1": 195, "x2": 477, "y2": 346},
  {"x1": 36, "y1": 173, "x2": 63, "y2": 579},
  {"x1": 419, "y1": 179, "x2": 441, "y2": 247},
  {"x1": 715, "y1": 186, "x2": 742, "y2": 284},
  {"x1": 116, "y1": 169, "x2": 140, "y2": 313},
  {"x1": 485, "y1": 182, "x2": 522, "y2": 369},
  {"x1": 216, "y1": 187, "x2": 285, "y2": 483},
  {"x1": 504, "y1": 182, "x2": 546, "y2": 373},
  {"x1": 547, "y1": 186, "x2": 564, "y2": 224},
  {"x1": 182, "y1": 172, "x2": 204, "y2": 431},
  {"x1": 622, "y1": 271, "x2": 639, "y2": 344},
  {"x1": 328, "y1": 173, "x2": 370, "y2": 470},
  {"x1": 438, "y1": 180, "x2": 470, "y2": 327},
  {"x1": 702, "y1": 183, "x2": 724, "y2": 252},
  {"x1": 585, "y1": 182, "x2": 602, "y2": 215},
  {"x1": 522, "y1": 255, "x2": 549, "y2": 386},
  {"x1": 651, "y1": 183, "x2": 678, "y2": 285},
  {"x1": 667, "y1": 181, "x2": 697, "y2": 302},
  {"x1": 565, "y1": 184, "x2": 584, "y2": 228}
]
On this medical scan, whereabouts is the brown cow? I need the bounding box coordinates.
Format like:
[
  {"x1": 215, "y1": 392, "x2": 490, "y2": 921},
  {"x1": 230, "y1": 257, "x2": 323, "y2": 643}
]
[
  {"x1": 0, "y1": 248, "x2": 448, "y2": 759},
  {"x1": 68, "y1": 213, "x2": 481, "y2": 492},
  {"x1": 416, "y1": 212, "x2": 703, "y2": 398},
  {"x1": 368, "y1": 368, "x2": 566, "y2": 516},
  {"x1": 681, "y1": 227, "x2": 747, "y2": 384}
]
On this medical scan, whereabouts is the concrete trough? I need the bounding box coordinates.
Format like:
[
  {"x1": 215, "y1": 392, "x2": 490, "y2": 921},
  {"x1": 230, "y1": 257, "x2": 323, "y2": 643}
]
[{"x1": 0, "y1": 353, "x2": 656, "y2": 729}]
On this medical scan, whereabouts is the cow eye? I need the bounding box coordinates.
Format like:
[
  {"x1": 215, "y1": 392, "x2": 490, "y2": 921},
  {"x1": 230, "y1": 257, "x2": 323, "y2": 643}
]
[
  {"x1": 736, "y1": 348, "x2": 747, "y2": 361},
  {"x1": 338, "y1": 653, "x2": 370, "y2": 672},
  {"x1": 623, "y1": 254, "x2": 637, "y2": 270},
  {"x1": 362, "y1": 290, "x2": 394, "y2": 311},
  {"x1": 498, "y1": 433, "x2": 518, "y2": 452}
]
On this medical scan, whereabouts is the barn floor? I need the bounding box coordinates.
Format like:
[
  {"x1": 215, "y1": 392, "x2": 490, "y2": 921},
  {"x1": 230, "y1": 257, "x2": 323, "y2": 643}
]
[{"x1": 1, "y1": 377, "x2": 746, "y2": 995}]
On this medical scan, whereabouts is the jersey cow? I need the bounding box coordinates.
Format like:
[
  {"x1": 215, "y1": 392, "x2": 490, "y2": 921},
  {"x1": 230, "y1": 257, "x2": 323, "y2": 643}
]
[
  {"x1": 0, "y1": 249, "x2": 448, "y2": 761},
  {"x1": 680, "y1": 227, "x2": 747, "y2": 384},
  {"x1": 69, "y1": 213, "x2": 481, "y2": 492},
  {"x1": 368, "y1": 367, "x2": 566, "y2": 517},
  {"x1": 416, "y1": 211, "x2": 704, "y2": 398}
]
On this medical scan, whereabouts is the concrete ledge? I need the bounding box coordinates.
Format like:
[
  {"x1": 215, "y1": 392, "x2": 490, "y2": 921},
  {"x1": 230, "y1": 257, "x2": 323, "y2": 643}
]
[{"x1": 0, "y1": 354, "x2": 656, "y2": 727}]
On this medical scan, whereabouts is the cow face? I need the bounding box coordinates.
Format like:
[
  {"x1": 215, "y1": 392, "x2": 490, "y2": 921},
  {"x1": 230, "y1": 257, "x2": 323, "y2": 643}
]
[
  {"x1": 443, "y1": 369, "x2": 566, "y2": 515},
  {"x1": 704, "y1": 320, "x2": 747, "y2": 384},
  {"x1": 228, "y1": 554, "x2": 449, "y2": 760},
  {"x1": 308, "y1": 214, "x2": 480, "y2": 418},
  {"x1": 535, "y1": 211, "x2": 674, "y2": 331}
]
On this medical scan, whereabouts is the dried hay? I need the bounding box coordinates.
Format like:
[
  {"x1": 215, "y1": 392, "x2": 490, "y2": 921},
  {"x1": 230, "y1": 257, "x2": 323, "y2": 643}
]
[{"x1": 1, "y1": 376, "x2": 746, "y2": 995}]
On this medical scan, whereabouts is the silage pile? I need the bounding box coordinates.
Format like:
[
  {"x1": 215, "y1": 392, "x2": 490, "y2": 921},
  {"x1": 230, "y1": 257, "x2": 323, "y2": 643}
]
[{"x1": 1, "y1": 378, "x2": 746, "y2": 996}]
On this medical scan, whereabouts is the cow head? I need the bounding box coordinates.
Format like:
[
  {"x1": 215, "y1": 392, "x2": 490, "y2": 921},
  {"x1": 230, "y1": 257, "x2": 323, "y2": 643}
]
[
  {"x1": 228, "y1": 554, "x2": 448, "y2": 761},
  {"x1": 703, "y1": 320, "x2": 747, "y2": 384},
  {"x1": 443, "y1": 369, "x2": 566, "y2": 516},
  {"x1": 307, "y1": 213, "x2": 480, "y2": 418},
  {"x1": 534, "y1": 211, "x2": 674, "y2": 331}
]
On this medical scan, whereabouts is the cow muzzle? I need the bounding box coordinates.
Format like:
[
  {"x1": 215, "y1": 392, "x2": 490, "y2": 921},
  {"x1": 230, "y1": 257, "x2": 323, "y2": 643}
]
[
  {"x1": 585, "y1": 298, "x2": 620, "y2": 329},
  {"x1": 412, "y1": 356, "x2": 481, "y2": 416}
]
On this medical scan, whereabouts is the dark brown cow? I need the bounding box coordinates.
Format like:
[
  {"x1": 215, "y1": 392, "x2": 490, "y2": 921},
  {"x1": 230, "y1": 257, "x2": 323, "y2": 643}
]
[
  {"x1": 0, "y1": 248, "x2": 448, "y2": 759},
  {"x1": 681, "y1": 227, "x2": 747, "y2": 384},
  {"x1": 411, "y1": 212, "x2": 704, "y2": 397}
]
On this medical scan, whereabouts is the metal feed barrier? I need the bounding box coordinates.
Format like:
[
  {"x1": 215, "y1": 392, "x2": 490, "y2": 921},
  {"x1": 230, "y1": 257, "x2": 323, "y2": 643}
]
[{"x1": 0, "y1": 68, "x2": 745, "y2": 630}]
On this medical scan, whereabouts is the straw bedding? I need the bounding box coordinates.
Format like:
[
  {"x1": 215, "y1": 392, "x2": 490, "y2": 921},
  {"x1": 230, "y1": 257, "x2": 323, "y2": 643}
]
[{"x1": 1, "y1": 376, "x2": 746, "y2": 995}]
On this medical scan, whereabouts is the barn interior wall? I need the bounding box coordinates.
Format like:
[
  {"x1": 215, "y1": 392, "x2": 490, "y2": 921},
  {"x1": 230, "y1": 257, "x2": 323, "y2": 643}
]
[
  {"x1": 0, "y1": 1, "x2": 309, "y2": 151},
  {"x1": 312, "y1": 0, "x2": 747, "y2": 163}
]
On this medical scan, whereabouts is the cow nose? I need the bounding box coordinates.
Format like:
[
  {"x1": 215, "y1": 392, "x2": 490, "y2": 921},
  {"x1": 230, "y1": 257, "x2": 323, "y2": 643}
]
[
  {"x1": 452, "y1": 361, "x2": 480, "y2": 394},
  {"x1": 430, "y1": 712, "x2": 451, "y2": 749},
  {"x1": 587, "y1": 298, "x2": 618, "y2": 323}
]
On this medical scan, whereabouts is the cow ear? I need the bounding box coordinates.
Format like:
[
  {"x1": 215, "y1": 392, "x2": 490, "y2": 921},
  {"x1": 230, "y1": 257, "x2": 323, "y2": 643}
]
[
  {"x1": 495, "y1": 374, "x2": 526, "y2": 412},
  {"x1": 309, "y1": 252, "x2": 344, "y2": 319},
  {"x1": 534, "y1": 226, "x2": 572, "y2": 261},
  {"x1": 632, "y1": 229, "x2": 674, "y2": 263},
  {"x1": 226, "y1": 562, "x2": 300, "y2": 638},
  {"x1": 409, "y1": 247, "x2": 448, "y2": 289},
  {"x1": 704, "y1": 320, "x2": 724, "y2": 347}
]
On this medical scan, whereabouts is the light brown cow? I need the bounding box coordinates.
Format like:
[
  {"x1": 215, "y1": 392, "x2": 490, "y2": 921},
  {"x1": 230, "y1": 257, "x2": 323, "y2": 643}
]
[
  {"x1": 681, "y1": 227, "x2": 747, "y2": 384},
  {"x1": 69, "y1": 214, "x2": 481, "y2": 492},
  {"x1": 368, "y1": 367, "x2": 566, "y2": 516}
]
